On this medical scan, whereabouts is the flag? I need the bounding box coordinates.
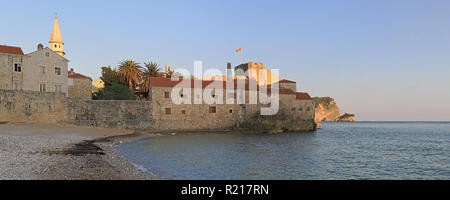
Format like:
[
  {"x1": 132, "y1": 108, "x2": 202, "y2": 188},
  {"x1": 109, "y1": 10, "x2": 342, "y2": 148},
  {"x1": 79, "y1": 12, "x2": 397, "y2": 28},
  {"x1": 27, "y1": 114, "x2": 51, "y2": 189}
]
[{"x1": 235, "y1": 48, "x2": 242, "y2": 53}]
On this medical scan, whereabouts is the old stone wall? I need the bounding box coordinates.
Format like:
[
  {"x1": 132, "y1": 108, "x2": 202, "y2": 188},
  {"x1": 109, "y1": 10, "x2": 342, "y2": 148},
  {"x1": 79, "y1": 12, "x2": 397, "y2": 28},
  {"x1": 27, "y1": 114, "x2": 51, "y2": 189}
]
[
  {"x1": 0, "y1": 90, "x2": 152, "y2": 129},
  {"x1": 0, "y1": 90, "x2": 67, "y2": 123},
  {"x1": 65, "y1": 100, "x2": 153, "y2": 129},
  {"x1": 0, "y1": 89, "x2": 315, "y2": 133},
  {"x1": 68, "y1": 78, "x2": 92, "y2": 100},
  {"x1": 149, "y1": 86, "x2": 316, "y2": 132}
]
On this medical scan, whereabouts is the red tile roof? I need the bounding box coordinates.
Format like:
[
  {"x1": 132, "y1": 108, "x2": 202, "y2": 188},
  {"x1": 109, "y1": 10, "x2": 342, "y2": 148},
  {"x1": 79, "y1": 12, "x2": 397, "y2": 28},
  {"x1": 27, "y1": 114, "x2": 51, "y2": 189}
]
[
  {"x1": 278, "y1": 79, "x2": 297, "y2": 84},
  {"x1": 149, "y1": 77, "x2": 312, "y2": 100},
  {"x1": 0, "y1": 45, "x2": 24, "y2": 55},
  {"x1": 296, "y1": 92, "x2": 312, "y2": 100},
  {"x1": 68, "y1": 71, "x2": 92, "y2": 80}
]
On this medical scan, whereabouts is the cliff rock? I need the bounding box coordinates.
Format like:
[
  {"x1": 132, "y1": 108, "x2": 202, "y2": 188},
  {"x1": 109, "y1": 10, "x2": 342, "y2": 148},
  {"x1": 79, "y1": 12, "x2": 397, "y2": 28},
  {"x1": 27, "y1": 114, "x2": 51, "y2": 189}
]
[
  {"x1": 313, "y1": 97, "x2": 341, "y2": 122},
  {"x1": 313, "y1": 97, "x2": 356, "y2": 122}
]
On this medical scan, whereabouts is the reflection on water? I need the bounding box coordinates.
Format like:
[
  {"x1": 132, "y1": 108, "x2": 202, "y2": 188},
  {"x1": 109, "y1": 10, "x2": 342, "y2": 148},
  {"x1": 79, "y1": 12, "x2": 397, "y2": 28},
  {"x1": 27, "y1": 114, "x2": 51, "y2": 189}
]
[{"x1": 116, "y1": 122, "x2": 450, "y2": 180}]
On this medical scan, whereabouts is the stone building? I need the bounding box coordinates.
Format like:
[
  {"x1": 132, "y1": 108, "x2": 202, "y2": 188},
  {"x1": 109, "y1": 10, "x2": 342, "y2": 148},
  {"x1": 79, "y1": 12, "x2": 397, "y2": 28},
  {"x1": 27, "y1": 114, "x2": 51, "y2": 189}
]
[
  {"x1": 68, "y1": 68, "x2": 92, "y2": 99},
  {"x1": 235, "y1": 62, "x2": 281, "y2": 86},
  {"x1": 0, "y1": 16, "x2": 69, "y2": 95},
  {"x1": 147, "y1": 64, "x2": 316, "y2": 132},
  {"x1": 92, "y1": 78, "x2": 105, "y2": 93},
  {"x1": 0, "y1": 45, "x2": 25, "y2": 90},
  {"x1": 23, "y1": 45, "x2": 69, "y2": 95}
]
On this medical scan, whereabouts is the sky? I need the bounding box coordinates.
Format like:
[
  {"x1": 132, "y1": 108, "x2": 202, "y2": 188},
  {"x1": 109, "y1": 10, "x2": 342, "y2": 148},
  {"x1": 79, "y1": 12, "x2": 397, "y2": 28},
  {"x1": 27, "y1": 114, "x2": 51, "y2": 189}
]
[{"x1": 1, "y1": 0, "x2": 450, "y2": 121}]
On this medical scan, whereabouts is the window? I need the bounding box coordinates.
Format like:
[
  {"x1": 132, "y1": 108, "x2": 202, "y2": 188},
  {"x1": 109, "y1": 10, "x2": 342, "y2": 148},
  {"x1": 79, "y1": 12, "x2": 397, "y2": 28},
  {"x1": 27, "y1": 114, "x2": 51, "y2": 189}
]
[
  {"x1": 55, "y1": 85, "x2": 62, "y2": 93},
  {"x1": 180, "y1": 93, "x2": 184, "y2": 98},
  {"x1": 209, "y1": 106, "x2": 216, "y2": 113},
  {"x1": 164, "y1": 91, "x2": 170, "y2": 99},
  {"x1": 55, "y1": 67, "x2": 61, "y2": 75},
  {"x1": 181, "y1": 110, "x2": 186, "y2": 115},
  {"x1": 299, "y1": 107, "x2": 303, "y2": 112},
  {"x1": 229, "y1": 109, "x2": 233, "y2": 114},
  {"x1": 165, "y1": 108, "x2": 171, "y2": 115},
  {"x1": 40, "y1": 83, "x2": 46, "y2": 92},
  {"x1": 40, "y1": 66, "x2": 46, "y2": 74},
  {"x1": 13, "y1": 82, "x2": 22, "y2": 90},
  {"x1": 14, "y1": 64, "x2": 22, "y2": 72},
  {"x1": 307, "y1": 107, "x2": 311, "y2": 112},
  {"x1": 45, "y1": 52, "x2": 50, "y2": 57}
]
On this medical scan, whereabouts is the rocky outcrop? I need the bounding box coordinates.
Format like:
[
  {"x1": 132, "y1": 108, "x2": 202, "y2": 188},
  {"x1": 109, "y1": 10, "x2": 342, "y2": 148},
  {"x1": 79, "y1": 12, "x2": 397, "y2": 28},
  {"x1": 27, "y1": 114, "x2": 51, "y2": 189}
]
[
  {"x1": 313, "y1": 97, "x2": 341, "y2": 122},
  {"x1": 335, "y1": 113, "x2": 355, "y2": 122},
  {"x1": 313, "y1": 97, "x2": 356, "y2": 122}
]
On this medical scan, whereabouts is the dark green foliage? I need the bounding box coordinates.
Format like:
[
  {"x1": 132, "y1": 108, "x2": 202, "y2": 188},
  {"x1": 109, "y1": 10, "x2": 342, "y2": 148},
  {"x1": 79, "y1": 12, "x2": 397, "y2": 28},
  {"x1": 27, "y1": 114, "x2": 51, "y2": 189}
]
[
  {"x1": 93, "y1": 81, "x2": 135, "y2": 100},
  {"x1": 100, "y1": 66, "x2": 119, "y2": 84},
  {"x1": 93, "y1": 66, "x2": 135, "y2": 100},
  {"x1": 313, "y1": 97, "x2": 335, "y2": 108}
]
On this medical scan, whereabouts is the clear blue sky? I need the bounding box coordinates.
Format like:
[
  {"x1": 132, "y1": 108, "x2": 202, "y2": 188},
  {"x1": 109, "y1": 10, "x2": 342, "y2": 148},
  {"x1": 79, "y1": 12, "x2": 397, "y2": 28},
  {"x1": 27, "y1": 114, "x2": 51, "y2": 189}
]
[{"x1": 1, "y1": 0, "x2": 450, "y2": 121}]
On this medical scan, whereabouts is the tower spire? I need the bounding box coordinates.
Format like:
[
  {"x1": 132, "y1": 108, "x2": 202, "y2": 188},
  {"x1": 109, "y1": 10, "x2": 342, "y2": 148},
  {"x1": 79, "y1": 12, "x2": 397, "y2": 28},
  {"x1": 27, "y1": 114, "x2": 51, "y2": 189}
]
[{"x1": 49, "y1": 15, "x2": 65, "y2": 57}]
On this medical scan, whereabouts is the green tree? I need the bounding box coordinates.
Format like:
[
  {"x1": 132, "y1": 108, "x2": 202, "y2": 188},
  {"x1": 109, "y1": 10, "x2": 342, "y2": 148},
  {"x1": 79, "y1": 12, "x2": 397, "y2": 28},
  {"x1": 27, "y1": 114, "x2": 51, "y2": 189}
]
[
  {"x1": 140, "y1": 62, "x2": 160, "y2": 94},
  {"x1": 117, "y1": 60, "x2": 142, "y2": 90},
  {"x1": 93, "y1": 81, "x2": 135, "y2": 100},
  {"x1": 100, "y1": 66, "x2": 119, "y2": 84},
  {"x1": 93, "y1": 66, "x2": 135, "y2": 100}
]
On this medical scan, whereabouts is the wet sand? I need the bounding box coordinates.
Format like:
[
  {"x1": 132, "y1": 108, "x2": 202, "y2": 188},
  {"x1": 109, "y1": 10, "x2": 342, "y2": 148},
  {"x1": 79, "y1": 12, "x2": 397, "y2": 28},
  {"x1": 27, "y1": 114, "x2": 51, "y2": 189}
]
[{"x1": 0, "y1": 123, "x2": 156, "y2": 180}]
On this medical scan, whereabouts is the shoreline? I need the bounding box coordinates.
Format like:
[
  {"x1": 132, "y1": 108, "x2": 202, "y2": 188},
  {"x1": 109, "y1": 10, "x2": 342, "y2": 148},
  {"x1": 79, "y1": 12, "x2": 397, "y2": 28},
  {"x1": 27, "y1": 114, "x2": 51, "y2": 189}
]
[{"x1": 0, "y1": 123, "x2": 156, "y2": 180}]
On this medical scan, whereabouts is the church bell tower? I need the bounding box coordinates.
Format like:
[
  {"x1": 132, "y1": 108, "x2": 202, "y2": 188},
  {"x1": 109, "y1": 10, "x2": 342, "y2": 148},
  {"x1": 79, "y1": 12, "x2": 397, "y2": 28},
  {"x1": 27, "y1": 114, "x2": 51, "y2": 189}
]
[{"x1": 49, "y1": 15, "x2": 65, "y2": 57}]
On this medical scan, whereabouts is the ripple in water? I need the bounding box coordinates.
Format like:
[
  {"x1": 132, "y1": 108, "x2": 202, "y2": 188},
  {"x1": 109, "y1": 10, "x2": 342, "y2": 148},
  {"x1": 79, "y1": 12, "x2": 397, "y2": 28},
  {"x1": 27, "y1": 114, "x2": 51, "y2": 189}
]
[{"x1": 116, "y1": 122, "x2": 450, "y2": 180}]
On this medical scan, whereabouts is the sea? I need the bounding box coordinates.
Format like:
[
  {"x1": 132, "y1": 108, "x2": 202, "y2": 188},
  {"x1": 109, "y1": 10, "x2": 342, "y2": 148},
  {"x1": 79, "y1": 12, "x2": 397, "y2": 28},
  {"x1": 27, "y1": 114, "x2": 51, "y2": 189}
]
[{"x1": 115, "y1": 122, "x2": 450, "y2": 180}]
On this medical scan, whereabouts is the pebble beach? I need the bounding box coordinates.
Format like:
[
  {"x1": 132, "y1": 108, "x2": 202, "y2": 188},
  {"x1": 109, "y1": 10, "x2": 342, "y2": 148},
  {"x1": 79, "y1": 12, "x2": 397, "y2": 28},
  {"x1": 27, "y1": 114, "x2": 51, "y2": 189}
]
[{"x1": 0, "y1": 123, "x2": 154, "y2": 180}]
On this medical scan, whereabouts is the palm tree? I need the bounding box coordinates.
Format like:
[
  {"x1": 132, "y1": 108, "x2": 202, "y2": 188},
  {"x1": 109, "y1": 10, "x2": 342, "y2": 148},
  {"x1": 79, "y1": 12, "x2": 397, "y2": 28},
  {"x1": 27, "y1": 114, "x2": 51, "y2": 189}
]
[
  {"x1": 143, "y1": 62, "x2": 160, "y2": 77},
  {"x1": 141, "y1": 62, "x2": 160, "y2": 93},
  {"x1": 117, "y1": 60, "x2": 142, "y2": 89}
]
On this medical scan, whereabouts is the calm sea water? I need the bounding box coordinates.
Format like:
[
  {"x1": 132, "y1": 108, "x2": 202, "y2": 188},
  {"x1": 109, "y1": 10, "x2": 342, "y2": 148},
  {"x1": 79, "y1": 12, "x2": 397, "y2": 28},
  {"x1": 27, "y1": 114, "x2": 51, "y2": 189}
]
[{"x1": 116, "y1": 122, "x2": 450, "y2": 180}]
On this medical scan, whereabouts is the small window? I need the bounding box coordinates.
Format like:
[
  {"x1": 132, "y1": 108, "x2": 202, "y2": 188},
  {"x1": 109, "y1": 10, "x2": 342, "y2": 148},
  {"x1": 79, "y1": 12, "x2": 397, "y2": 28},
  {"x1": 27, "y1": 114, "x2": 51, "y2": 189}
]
[
  {"x1": 40, "y1": 66, "x2": 46, "y2": 74},
  {"x1": 165, "y1": 108, "x2": 171, "y2": 115},
  {"x1": 45, "y1": 52, "x2": 50, "y2": 57},
  {"x1": 307, "y1": 107, "x2": 311, "y2": 112},
  {"x1": 55, "y1": 67, "x2": 61, "y2": 75},
  {"x1": 40, "y1": 83, "x2": 46, "y2": 92},
  {"x1": 292, "y1": 108, "x2": 296, "y2": 111},
  {"x1": 14, "y1": 64, "x2": 22, "y2": 72},
  {"x1": 181, "y1": 110, "x2": 186, "y2": 115},
  {"x1": 299, "y1": 107, "x2": 303, "y2": 112},
  {"x1": 212, "y1": 94, "x2": 216, "y2": 98},
  {"x1": 209, "y1": 106, "x2": 216, "y2": 113},
  {"x1": 229, "y1": 109, "x2": 233, "y2": 114},
  {"x1": 180, "y1": 93, "x2": 184, "y2": 98},
  {"x1": 164, "y1": 91, "x2": 170, "y2": 99}
]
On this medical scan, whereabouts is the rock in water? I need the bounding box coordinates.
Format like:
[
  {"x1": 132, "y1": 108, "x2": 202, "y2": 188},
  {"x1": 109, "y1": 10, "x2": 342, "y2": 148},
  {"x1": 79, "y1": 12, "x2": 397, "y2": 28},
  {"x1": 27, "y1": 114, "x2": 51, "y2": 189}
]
[
  {"x1": 313, "y1": 97, "x2": 356, "y2": 122},
  {"x1": 335, "y1": 113, "x2": 356, "y2": 122}
]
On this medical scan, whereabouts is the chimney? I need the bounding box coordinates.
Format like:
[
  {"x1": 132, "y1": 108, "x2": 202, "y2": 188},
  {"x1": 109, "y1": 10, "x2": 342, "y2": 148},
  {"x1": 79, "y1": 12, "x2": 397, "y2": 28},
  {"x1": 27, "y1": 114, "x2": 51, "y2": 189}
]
[
  {"x1": 37, "y1": 44, "x2": 44, "y2": 51},
  {"x1": 227, "y1": 62, "x2": 232, "y2": 81}
]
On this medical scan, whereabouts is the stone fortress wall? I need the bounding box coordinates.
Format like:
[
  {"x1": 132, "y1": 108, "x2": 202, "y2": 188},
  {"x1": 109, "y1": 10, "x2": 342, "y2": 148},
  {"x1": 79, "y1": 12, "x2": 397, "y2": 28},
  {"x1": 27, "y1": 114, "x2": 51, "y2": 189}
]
[
  {"x1": 0, "y1": 88, "x2": 316, "y2": 133},
  {"x1": 0, "y1": 90, "x2": 152, "y2": 129},
  {"x1": 149, "y1": 83, "x2": 316, "y2": 133}
]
